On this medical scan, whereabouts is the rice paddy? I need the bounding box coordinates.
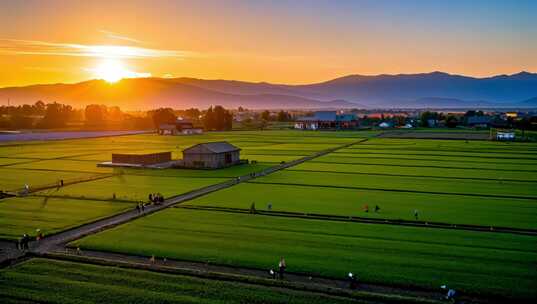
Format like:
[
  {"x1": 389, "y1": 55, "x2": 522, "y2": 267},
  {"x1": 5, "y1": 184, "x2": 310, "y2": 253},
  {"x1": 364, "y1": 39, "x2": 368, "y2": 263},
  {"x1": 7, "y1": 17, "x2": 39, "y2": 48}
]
[{"x1": 1, "y1": 131, "x2": 536, "y2": 301}]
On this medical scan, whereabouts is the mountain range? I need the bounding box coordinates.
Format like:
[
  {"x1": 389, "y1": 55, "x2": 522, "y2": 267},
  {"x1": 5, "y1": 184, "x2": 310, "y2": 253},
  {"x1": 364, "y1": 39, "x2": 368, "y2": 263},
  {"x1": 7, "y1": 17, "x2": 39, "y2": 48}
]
[{"x1": 0, "y1": 71, "x2": 536, "y2": 110}]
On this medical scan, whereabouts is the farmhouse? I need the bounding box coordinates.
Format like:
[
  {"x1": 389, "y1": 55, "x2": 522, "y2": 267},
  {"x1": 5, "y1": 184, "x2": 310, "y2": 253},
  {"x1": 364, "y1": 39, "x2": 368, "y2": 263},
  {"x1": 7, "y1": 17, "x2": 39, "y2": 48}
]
[
  {"x1": 158, "y1": 119, "x2": 203, "y2": 135},
  {"x1": 294, "y1": 111, "x2": 358, "y2": 130},
  {"x1": 98, "y1": 152, "x2": 177, "y2": 168},
  {"x1": 181, "y1": 142, "x2": 241, "y2": 169},
  {"x1": 496, "y1": 130, "x2": 515, "y2": 141}
]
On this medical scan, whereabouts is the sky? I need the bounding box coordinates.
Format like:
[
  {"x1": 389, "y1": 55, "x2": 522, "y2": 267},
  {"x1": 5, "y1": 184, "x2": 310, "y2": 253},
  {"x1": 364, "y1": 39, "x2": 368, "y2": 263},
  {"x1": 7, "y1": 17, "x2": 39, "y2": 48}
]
[{"x1": 0, "y1": 0, "x2": 536, "y2": 87}]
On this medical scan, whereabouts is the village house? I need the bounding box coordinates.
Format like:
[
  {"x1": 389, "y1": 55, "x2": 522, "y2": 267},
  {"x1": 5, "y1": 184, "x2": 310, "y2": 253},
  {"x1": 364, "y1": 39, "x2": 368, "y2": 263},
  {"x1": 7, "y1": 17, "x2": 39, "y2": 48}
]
[
  {"x1": 158, "y1": 119, "x2": 203, "y2": 135},
  {"x1": 496, "y1": 130, "x2": 516, "y2": 141},
  {"x1": 181, "y1": 142, "x2": 242, "y2": 169},
  {"x1": 294, "y1": 111, "x2": 358, "y2": 130}
]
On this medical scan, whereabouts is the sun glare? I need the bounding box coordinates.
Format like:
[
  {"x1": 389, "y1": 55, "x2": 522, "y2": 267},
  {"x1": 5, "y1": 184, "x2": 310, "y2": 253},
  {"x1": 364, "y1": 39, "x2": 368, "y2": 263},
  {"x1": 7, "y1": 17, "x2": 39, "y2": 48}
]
[{"x1": 93, "y1": 59, "x2": 129, "y2": 83}]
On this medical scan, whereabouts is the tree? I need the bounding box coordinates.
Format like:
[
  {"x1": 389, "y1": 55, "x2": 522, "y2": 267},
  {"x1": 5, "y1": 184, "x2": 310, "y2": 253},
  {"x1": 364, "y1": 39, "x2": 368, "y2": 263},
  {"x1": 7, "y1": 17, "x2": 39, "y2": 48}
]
[
  {"x1": 277, "y1": 110, "x2": 290, "y2": 122},
  {"x1": 420, "y1": 111, "x2": 440, "y2": 127},
  {"x1": 9, "y1": 113, "x2": 34, "y2": 129},
  {"x1": 37, "y1": 102, "x2": 73, "y2": 128},
  {"x1": 203, "y1": 105, "x2": 232, "y2": 131},
  {"x1": 149, "y1": 108, "x2": 176, "y2": 129},
  {"x1": 107, "y1": 106, "x2": 123, "y2": 121},
  {"x1": 446, "y1": 115, "x2": 458, "y2": 128},
  {"x1": 213, "y1": 105, "x2": 233, "y2": 131},
  {"x1": 34, "y1": 101, "x2": 46, "y2": 115},
  {"x1": 261, "y1": 110, "x2": 271, "y2": 121},
  {"x1": 183, "y1": 108, "x2": 201, "y2": 121},
  {"x1": 203, "y1": 107, "x2": 216, "y2": 130},
  {"x1": 85, "y1": 104, "x2": 107, "y2": 125}
]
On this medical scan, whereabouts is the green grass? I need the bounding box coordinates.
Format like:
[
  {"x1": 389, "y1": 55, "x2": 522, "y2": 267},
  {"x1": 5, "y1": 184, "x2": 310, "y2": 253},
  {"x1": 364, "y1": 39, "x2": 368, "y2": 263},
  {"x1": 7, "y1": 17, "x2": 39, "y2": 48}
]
[
  {"x1": 293, "y1": 161, "x2": 537, "y2": 181},
  {"x1": 73, "y1": 208, "x2": 537, "y2": 300},
  {"x1": 0, "y1": 259, "x2": 359, "y2": 304},
  {"x1": 253, "y1": 170, "x2": 537, "y2": 198},
  {"x1": 2, "y1": 131, "x2": 537, "y2": 300},
  {"x1": 0, "y1": 168, "x2": 101, "y2": 192},
  {"x1": 0, "y1": 131, "x2": 364, "y2": 186},
  {"x1": 41, "y1": 175, "x2": 229, "y2": 202},
  {"x1": 0, "y1": 196, "x2": 133, "y2": 240},
  {"x1": 188, "y1": 183, "x2": 537, "y2": 229}
]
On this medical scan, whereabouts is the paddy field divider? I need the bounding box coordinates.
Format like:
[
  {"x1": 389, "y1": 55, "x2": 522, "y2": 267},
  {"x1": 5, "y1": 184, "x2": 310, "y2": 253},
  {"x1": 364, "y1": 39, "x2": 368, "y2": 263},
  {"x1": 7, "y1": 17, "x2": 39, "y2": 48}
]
[{"x1": 175, "y1": 204, "x2": 537, "y2": 236}]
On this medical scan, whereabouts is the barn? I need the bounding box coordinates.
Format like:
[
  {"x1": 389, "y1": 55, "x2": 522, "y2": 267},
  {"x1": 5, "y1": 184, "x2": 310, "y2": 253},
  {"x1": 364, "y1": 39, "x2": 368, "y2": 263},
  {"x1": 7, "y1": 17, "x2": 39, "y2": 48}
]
[
  {"x1": 182, "y1": 142, "x2": 241, "y2": 169},
  {"x1": 98, "y1": 151, "x2": 176, "y2": 168}
]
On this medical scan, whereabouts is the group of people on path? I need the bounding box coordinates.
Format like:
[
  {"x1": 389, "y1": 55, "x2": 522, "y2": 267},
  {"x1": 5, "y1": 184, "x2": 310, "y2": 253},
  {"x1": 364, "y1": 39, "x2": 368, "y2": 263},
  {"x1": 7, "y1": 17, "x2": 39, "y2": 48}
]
[
  {"x1": 149, "y1": 193, "x2": 165, "y2": 204},
  {"x1": 135, "y1": 202, "x2": 146, "y2": 214},
  {"x1": 17, "y1": 229, "x2": 43, "y2": 251},
  {"x1": 269, "y1": 257, "x2": 287, "y2": 280}
]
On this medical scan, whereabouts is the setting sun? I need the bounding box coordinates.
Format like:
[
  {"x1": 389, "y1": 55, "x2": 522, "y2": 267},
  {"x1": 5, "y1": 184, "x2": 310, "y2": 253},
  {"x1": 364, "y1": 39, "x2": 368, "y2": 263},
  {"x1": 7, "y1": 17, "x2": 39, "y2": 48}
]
[{"x1": 93, "y1": 59, "x2": 129, "y2": 83}]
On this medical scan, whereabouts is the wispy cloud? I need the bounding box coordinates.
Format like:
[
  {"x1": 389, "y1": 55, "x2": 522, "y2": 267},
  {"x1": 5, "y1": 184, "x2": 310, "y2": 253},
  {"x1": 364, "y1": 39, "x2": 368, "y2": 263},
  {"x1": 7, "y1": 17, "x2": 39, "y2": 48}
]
[
  {"x1": 0, "y1": 39, "x2": 194, "y2": 59},
  {"x1": 98, "y1": 30, "x2": 144, "y2": 44}
]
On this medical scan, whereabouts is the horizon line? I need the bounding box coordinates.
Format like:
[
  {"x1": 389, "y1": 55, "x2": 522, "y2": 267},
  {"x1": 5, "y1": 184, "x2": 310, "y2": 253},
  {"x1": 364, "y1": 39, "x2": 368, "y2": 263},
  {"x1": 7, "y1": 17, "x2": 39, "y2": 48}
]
[{"x1": 0, "y1": 70, "x2": 535, "y2": 89}]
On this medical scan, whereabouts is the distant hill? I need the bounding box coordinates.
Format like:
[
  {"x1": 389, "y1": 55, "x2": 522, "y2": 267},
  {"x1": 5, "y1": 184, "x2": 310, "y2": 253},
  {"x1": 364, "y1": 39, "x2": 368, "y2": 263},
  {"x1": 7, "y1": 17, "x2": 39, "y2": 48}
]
[
  {"x1": 0, "y1": 78, "x2": 358, "y2": 110},
  {"x1": 1, "y1": 71, "x2": 536, "y2": 109}
]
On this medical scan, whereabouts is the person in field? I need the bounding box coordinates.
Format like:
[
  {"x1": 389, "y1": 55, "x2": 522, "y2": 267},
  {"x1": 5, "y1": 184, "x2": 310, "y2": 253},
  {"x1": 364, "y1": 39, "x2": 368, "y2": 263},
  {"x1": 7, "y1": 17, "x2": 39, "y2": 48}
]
[
  {"x1": 17, "y1": 235, "x2": 24, "y2": 250},
  {"x1": 250, "y1": 202, "x2": 256, "y2": 214},
  {"x1": 17, "y1": 234, "x2": 27, "y2": 250},
  {"x1": 278, "y1": 257, "x2": 286, "y2": 279},
  {"x1": 36, "y1": 229, "x2": 43, "y2": 241},
  {"x1": 363, "y1": 204, "x2": 369, "y2": 213},
  {"x1": 267, "y1": 203, "x2": 272, "y2": 211},
  {"x1": 141, "y1": 202, "x2": 145, "y2": 212},
  {"x1": 136, "y1": 204, "x2": 141, "y2": 214},
  {"x1": 414, "y1": 209, "x2": 419, "y2": 220}
]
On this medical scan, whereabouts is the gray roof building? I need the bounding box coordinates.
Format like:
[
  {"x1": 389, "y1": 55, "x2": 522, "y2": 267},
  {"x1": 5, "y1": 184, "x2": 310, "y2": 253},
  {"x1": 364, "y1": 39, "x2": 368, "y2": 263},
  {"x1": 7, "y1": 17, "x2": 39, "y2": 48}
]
[
  {"x1": 181, "y1": 142, "x2": 241, "y2": 169},
  {"x1": 183, "y1": 142, "x2": 241, "y2": 154}
]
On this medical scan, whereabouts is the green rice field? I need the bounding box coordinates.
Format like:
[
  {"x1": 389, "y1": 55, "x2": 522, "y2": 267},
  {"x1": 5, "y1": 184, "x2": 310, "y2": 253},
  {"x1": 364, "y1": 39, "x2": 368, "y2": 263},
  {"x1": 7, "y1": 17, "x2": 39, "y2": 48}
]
[
  {"x1": 0, "y1": 259, "x2": 358, "y2": 304},
  {"x1": 2, "y1": 130, "x2": 537, "y2": 301},
  {"x1": 0, "y1": 131, "x2": 367, "y2": 237},
  {"x1": 0, "y1": 196, "x2": 133, "y2": 240},
  {"x1": 73, "y1": 208, "x2": 537, "y2": 300}
]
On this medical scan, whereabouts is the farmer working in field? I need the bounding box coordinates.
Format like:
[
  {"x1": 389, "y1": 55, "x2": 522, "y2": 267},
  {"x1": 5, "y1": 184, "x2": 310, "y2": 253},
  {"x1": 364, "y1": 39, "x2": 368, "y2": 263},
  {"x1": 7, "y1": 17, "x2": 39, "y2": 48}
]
[{"x1": 278, "y1": 257, "x2": 286, "y2": 279}]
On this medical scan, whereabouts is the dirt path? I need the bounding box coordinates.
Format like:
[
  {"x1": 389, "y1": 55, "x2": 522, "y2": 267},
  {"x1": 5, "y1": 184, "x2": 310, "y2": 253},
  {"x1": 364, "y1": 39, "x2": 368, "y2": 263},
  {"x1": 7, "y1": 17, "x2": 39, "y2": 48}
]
[
  {"x1": 40, "y1": 249, "x2": 493, "y2": 304},
  {"x1": 175, "y1": 204, "x2": 537, "y2": 236}
]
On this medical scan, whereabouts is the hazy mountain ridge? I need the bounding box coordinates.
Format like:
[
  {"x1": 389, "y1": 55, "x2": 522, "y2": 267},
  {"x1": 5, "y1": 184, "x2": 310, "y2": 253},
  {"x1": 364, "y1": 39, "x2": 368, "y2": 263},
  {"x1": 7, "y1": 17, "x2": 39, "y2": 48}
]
[
  {"x1": 0, "y1": 78, "x2": 358, "y2": 110},
  {"x1": 0, "y1": 71, "x2": 536, "y2": 109}
]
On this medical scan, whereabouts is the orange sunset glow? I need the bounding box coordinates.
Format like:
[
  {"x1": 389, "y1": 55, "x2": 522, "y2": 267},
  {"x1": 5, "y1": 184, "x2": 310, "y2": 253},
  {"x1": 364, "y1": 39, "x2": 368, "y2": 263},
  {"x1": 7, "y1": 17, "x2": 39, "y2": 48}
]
[
  {"x1": 1, "y1": 2, "x2": 537, "y2": 303},
  {"x1": 1, "y1": 1, "x2": 536, "y2": 88}
]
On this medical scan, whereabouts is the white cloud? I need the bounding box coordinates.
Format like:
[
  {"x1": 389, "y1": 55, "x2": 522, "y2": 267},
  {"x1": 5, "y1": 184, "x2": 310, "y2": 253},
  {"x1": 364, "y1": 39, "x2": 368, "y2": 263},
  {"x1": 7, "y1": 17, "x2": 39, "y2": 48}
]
[
  {"x1": 0, "y1": 39, "x2": 194, "y2": 59},
  {"x1": 98, "y1": 30, "x2": 145, "y2": 44}
]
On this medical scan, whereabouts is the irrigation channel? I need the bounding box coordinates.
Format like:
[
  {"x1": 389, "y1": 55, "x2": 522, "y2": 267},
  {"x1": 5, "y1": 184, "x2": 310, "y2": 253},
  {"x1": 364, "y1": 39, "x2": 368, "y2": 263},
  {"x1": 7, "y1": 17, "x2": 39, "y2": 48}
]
[{"x1": 0, "y1": 137, "x2": 512, "y2": 303}]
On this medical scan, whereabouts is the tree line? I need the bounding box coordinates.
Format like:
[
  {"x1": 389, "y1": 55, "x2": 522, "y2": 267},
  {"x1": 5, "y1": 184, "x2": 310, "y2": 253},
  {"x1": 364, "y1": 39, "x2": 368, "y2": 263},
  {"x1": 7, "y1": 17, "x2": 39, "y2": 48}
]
[{"x1": 1, "y1": 101, "x2": 295, "y2": 131}]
